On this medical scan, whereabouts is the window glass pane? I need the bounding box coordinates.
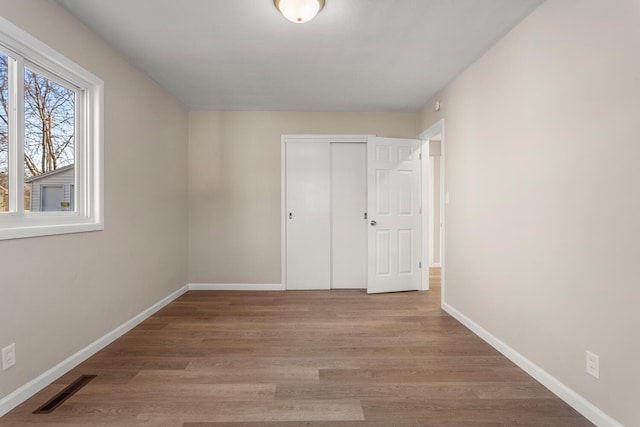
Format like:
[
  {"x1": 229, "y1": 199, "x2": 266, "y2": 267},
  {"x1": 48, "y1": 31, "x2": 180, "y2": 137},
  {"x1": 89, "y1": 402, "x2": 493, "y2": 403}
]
[
  {"x1": 24, "y1": 66, "x2": 75, "y2": 212},
  {"x1": 0, "y1": 52, "x2": 8, "y2": 212}
]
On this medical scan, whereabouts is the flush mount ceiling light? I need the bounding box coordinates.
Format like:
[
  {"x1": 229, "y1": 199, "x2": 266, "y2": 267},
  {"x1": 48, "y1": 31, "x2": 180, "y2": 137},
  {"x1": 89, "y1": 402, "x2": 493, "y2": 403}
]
[{"x1": 274, "y1": 0, "x2": 325, "y2": 23}]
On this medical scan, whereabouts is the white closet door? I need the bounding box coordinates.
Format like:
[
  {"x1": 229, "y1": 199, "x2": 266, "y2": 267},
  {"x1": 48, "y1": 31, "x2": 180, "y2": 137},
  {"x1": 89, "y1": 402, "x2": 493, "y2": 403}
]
[
  {"x1": 285, "y1": 142, "x2": 331, "y2": 290},
  {"x1": 331, "y1": 143, "x2": 367, "y2": 289}
]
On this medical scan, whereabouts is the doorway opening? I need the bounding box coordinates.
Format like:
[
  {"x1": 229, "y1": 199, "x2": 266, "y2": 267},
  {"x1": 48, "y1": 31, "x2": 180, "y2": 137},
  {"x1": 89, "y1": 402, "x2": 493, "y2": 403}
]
[{"x1": 418, "y1": 120, "x2": 445, "y2": 305}]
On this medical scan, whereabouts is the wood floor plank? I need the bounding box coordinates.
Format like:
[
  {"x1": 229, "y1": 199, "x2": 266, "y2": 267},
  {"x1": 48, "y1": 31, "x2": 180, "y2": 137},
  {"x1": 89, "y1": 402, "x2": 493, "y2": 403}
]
[
  {"x1": 1, "y1": 400, "x2": 142, "y2": 425},
  {"x1": 318, "y1": 367, "x2": 505, "y2": 383},
  {"x1": 183, "y1": 422, "x2": 419, "y2": 427},
  {"x1": 0, "y1": 268, "x2": 592, "y2": 426},
  {"x1": 275, "y1": 381, "x2": 554, "y2": 401},
  {"x1": 185, "y1": 357, "x2": 361, "y2": 370},
  {"x1": 72, "y1": 383, "x2": 276, "y2": 402},
  {"x1": 353, "y1": 355, "x2": 517, "y2": 369},
  {"x1": 130, "y1": 367, "x2": 319, "y2": 383},
  {"x1": 52, "y1": 368, "x2": 140, "y2": 385},
  {"x1": 58, "y1": 355, "x2": 191, "y2": 371},
  {"x1": 361, "y1": 398, "x2": 592, "y2": 425},
  {"x1": 135, "y1": 400, "x2": 365, "y2": 423},
  {"x1": 276, "y1": 382, "x2": 479, "y2": 400}
]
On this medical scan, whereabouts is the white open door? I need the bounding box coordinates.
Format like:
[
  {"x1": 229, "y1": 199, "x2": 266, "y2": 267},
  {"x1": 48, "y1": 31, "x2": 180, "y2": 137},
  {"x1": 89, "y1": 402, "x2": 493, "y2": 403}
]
[{"x1": 367, "y1": 137, "x2": 422, "y2": 294}]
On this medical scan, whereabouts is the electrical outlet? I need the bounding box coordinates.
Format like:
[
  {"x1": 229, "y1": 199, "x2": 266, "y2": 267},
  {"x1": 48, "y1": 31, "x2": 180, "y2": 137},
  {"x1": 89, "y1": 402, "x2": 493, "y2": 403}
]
[
  {"x1": 2, "y1": 343, "x2": 16, "y2": 371},
  {"x1": 586, "y1": 350, "x2": 599, "y2": 379}
]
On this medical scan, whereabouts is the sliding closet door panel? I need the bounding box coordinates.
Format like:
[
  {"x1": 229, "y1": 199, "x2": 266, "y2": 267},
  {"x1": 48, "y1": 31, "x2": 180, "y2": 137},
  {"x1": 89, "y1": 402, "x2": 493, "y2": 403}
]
[
  {"x1": 285, "y1": 142, "x2": 331, "y2": 290},
  {"x1": 331, "y1": 143, "x2": 367, "y2": 289}
]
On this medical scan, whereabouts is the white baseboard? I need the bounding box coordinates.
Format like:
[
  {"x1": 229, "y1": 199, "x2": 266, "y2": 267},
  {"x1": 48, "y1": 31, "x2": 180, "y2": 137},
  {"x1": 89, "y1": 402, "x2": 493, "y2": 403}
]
[
  {"x1": 188, "y1": 283, "x2": 285, "y2": 291},
  {"x1": 330, "y1": 285, "x2": 367, "y2": 290},
  {"x1": 429, "y1": 262, "x2": 441, "y2": 267},
  {"x1": 441, "y1": 302, "x2": 623, "y2": 427},
  {"x1": 0, "y1": 285, "x2": 189, "y2": 418}
]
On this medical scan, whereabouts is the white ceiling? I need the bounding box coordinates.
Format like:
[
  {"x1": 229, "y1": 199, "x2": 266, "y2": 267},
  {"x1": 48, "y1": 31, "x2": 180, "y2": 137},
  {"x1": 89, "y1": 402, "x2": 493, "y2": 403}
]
[{"x1": 55, "y1": 0, "x2": 543, "y2": 112}]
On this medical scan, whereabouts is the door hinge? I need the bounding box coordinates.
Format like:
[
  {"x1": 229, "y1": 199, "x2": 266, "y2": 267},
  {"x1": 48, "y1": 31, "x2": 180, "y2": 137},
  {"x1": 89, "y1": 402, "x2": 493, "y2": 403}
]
[
  {"x1": 364, "y1": 212, "x2": 368, "y2": 220},
  {"x1": 419, "y1": 261, "x2": 422, "y2": 269}
]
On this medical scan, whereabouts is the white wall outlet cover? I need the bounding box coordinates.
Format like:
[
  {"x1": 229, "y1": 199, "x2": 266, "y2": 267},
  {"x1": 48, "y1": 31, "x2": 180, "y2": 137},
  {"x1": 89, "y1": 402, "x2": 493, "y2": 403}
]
[
  {"x1": 586, "y1": 350, "x2": 599, "y2": 379},
  {"x1": 435, "y1": 100, "x2": 441, "y2": 111},
  {"x1": 2, "y1": 343, "x2": 16, "y2": 371}
]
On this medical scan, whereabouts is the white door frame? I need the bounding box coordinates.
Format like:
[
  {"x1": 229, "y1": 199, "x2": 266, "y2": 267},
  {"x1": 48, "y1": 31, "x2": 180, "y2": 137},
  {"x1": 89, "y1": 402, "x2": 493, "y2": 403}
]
[
  {"x1": 281, "y1": 135, "x2": 372, "y2": 290},
  {"x1": 418, "y1": 120, "x2": 445, "y2": 305},
  {"x1": 419, "y1": 141, "x2": 430, "y2": 291},
  {"x1": 429, "y1": 155, "x2": 436, "y2": 267}
]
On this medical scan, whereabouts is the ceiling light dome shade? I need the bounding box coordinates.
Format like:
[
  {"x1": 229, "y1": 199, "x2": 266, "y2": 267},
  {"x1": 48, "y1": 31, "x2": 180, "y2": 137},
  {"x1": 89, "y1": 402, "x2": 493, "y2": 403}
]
[{"x1": 274, "y1": 0, "x2": 325, "y2": 23}]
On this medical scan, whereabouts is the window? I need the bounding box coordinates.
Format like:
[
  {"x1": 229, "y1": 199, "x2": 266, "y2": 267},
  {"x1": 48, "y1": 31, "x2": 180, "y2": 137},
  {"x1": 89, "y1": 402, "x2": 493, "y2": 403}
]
[{"x1": 0, "y1": 17, "x2": 103, "y2": 240}]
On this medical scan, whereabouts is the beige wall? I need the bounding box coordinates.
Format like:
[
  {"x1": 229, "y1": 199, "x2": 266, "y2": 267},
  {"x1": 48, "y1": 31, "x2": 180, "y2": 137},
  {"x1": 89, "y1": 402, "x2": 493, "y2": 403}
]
[
  {"x1": 188, "y1": 111, "x2": 417, "y2": 283},
  {"x1": 419, "y1": 0, "x2": 639, "y2": 424},
  {"x1": 0, "y1": 0, "x2": 188, "y2": 401}
]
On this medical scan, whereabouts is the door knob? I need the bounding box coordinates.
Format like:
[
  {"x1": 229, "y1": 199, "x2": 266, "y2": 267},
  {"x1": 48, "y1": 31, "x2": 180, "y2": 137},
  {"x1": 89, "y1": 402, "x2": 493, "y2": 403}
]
[{"x1": 370, "y1": 220, "x2": 377, "y2": 226}]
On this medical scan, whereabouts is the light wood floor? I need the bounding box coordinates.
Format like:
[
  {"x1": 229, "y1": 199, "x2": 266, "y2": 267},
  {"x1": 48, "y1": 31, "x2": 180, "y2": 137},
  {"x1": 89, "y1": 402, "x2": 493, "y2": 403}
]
[{"x1": 1, "y1": 269, "x2": 592, "y2": 426}]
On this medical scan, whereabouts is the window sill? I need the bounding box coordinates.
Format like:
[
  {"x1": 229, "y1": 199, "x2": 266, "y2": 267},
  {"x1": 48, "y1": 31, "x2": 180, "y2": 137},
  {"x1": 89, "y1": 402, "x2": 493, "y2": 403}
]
[{"x1": 0, "y1": 214, "x2": 104, "y2": 240}]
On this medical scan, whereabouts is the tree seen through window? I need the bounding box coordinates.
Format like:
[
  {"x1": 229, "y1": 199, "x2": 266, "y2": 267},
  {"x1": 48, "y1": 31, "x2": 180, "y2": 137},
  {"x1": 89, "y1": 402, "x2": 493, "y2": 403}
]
[{"x1": 0, "y1": 55, "x2": 75, "y2": 212}]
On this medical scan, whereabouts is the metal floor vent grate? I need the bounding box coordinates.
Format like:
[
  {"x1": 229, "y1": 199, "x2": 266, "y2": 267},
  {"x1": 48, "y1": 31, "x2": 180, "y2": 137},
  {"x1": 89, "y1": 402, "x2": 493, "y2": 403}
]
[{"x1": 33, "y1": 375, "x2": 97, "y2": 414}]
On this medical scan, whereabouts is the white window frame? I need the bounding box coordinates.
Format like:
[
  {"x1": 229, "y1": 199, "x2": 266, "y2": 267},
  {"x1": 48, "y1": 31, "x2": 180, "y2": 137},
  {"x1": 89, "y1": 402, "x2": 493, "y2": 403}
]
[{"x1": 0, "y1": 17, "x2": 104, "y2": 240}]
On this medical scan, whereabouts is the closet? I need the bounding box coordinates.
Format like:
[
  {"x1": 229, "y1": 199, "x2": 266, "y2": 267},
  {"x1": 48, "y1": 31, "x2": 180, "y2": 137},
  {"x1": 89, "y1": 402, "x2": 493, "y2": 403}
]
[
  {"x1": 284, "y1": 139, "x2": 367, "y2": 290},
  {"x1": 283, "y1": 135, "x2": 426, "y2": 293}
]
